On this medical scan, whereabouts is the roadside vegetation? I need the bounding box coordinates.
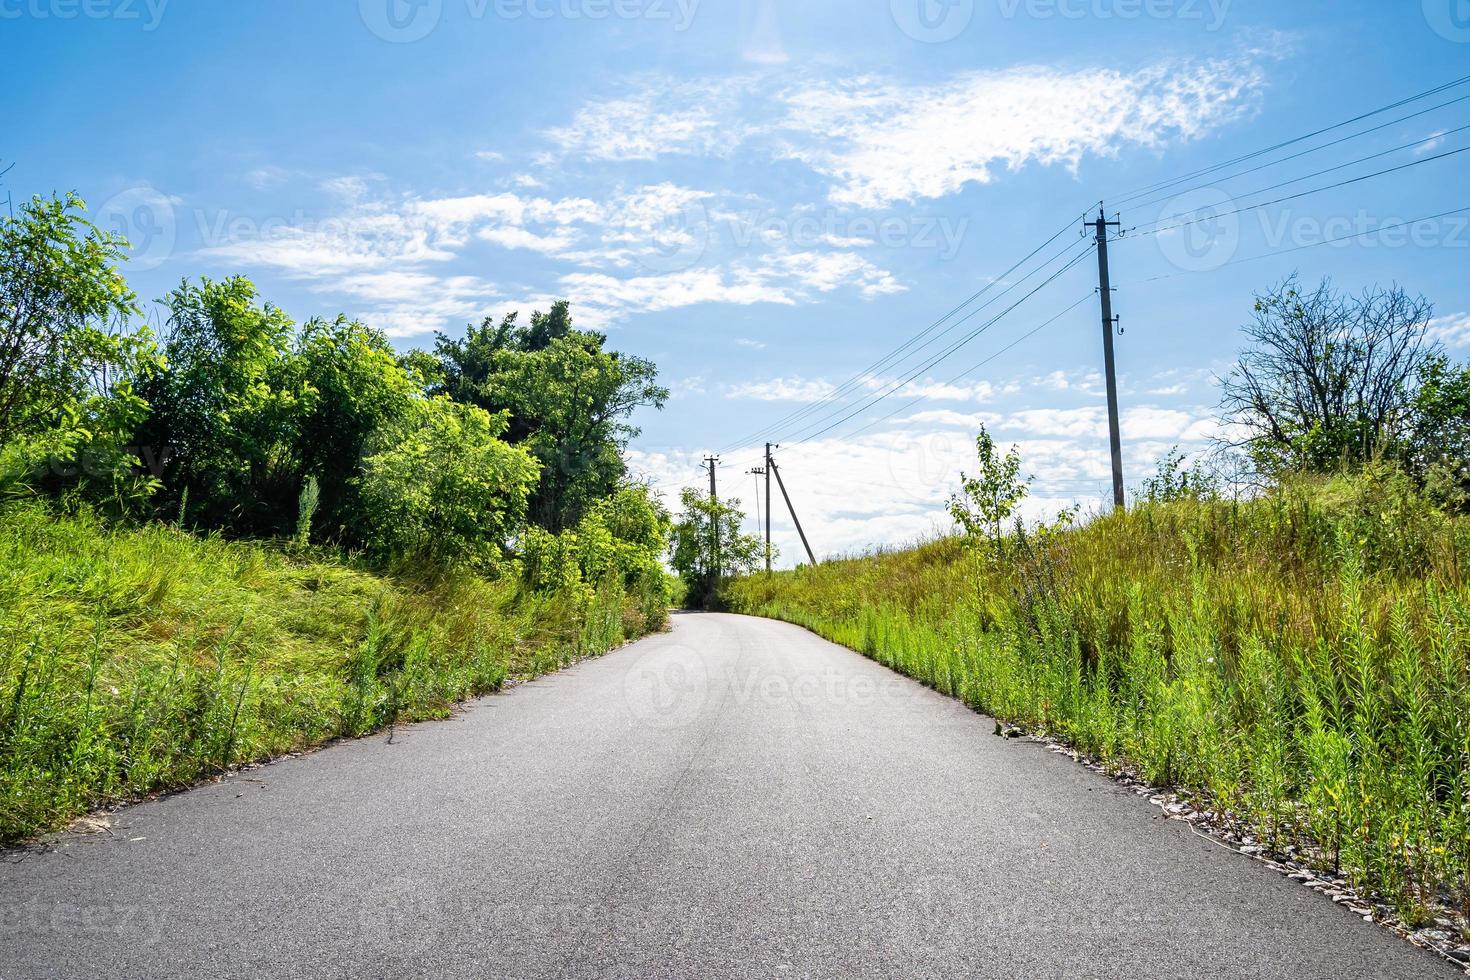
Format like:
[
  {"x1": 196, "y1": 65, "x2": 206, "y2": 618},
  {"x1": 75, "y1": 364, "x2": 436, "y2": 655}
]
[
  {"x1": 668, "y1": 487, "x2": 768, "y2": 608},
  {"x1": 0, "y1": 193, "x2": 677, "y2": 842},
  {"x1": 727, "y1": 276, "x2": 1470, "y2": 934}
]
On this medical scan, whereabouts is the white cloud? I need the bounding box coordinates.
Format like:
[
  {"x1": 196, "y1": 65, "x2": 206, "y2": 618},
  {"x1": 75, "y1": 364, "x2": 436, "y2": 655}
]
[
  {"x1": 478, "y1": 225, "x2": 581, "y2": 254},
  {"x1": 1416, "y1": 132, "x2": 1447, "y2": 156},
  {"x1": 1033, "y1": 368, "x2": 1105, "y2": 395},
  {"x1": 320, "y1": 174, "x2": 382, "y2": 201},
  {"x1": 736, "y1": 338, "x2": 767, "y2": 350},
  {"x1": 201, "y1": 190, "x2": 606, "y2": 282},
  {"x1": 671, "y1": 376, "x2": 707, "y2": 397},
  {"x1": 1430, "y1": 312, "x2": 1470, "y2": 348},
  {"x1": 327, "y1": 272, "x2": 500, "y2": 339},
  {"x1": 557, "y1": 267, "x2": 797, "y2": 319},
  {"x1": 726, "y1": 377, "x2": 838, "y2": 402},
  {"x1": 726, "y1": 374, "x2": 1012, "y2": 406},
  {"x1": 543, "y1": 83, "x2": 744, "y2": 161},
  {"x1": 244, "y1": 166, "x2": 290, "y2": 190},
  {"x1": 776, "y1": 59, "x2": 1267, "y2": 207},
  {"x1": 762, "y1": 251, "x2": 906, "y2": 297},
  {"x1": 202, "y1": 212, "x2": 458, "y2": 278},
  {"x1": 878, "y1": 377, "x2": 1014, "y2": 401}
]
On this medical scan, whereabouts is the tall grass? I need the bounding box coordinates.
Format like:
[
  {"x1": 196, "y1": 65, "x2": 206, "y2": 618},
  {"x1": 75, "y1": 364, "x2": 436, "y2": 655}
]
[
  {"x1": 726, "y1": 467, "x2": 1470, "y2": 931},
  {"x1": 0, "y1": 500, "x2": 665, "y2": 843}
]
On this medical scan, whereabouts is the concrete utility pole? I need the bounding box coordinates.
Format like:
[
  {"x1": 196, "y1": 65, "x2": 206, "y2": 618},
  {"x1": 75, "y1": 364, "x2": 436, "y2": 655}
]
[
  {"x1": 747, "y1": 457, "x2": 770, "y2": 574},
  {"x1": 703, "y1": 455, "x2": 720, "y2": 577},
  {"x1": 764, "y1": 444, "x2": 774, "y2": 573},
  {"x1": 769, "y1": 453, "x2": 816, "y2": 567},
  {"x1": 1090, "y1": 207, "x2": 1126, "y2": 512}
]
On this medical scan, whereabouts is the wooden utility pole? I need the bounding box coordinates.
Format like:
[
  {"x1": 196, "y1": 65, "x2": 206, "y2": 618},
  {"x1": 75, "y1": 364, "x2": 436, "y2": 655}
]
[{"x1": 1090, "y1": 207, "x2": 1126, "y2": 512}]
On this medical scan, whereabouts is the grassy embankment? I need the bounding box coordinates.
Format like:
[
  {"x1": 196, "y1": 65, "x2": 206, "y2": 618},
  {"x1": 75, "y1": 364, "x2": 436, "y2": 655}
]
[
  {"x1": 726, "y1": 469, "x2": 1470, "y2": 931},
  {"x1": 0, "y1": 501, "x2": 665, "y2": 843}
]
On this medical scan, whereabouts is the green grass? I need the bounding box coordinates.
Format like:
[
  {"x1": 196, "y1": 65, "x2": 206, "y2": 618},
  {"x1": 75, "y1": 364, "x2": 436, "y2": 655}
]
[
  {"x1": 725, "y1": 468, "x2": 1470, "y2": 933},
  {"x1": 0, "y1": 500, "x2": 665, "y2": 843}
]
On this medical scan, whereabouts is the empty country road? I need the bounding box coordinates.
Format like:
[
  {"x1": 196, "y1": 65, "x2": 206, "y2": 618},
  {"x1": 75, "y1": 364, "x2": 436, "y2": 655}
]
[{"x1": 0, "y1": 613, "x2": 1455, "y2": 980}]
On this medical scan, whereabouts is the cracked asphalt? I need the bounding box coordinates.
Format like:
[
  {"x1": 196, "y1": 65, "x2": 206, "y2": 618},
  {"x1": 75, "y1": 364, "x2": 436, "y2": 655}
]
[{"x1": 0, "y1": 612, "x2": 1456, "y2": 979}]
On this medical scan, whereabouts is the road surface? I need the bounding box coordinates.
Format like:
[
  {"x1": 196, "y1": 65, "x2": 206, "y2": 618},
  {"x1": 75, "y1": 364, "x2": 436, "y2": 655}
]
[{"x1": 0, "y1": 613, "x2": 1455, "y2": 979}]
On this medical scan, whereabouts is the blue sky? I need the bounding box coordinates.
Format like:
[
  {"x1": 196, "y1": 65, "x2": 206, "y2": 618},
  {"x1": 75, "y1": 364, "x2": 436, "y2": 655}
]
[{"x1": 6, "y1": 0, "x2": 1470, "y2": 563}]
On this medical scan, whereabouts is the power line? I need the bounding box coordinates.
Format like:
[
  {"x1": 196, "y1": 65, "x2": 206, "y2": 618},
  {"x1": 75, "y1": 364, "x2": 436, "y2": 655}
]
[
  {"x1": 1126, "y1": 143, "x2": 1470, "y2": 240},
  {"x1": 777, "y1": 238, "x2": 1096, "y2": 445},
  {"x1": 1130, "y1": 134, "x2": 1470, "y2": 234},
  {"x1": 1125, "y1": 92, "x2": 1470, "y2": 213},
  {"x1": 790, "y1": 245, "x2": 1098, "y2": 446},
  {"x1": 1130, "y1": 122, "x2": 1470, "y2": 220},
  {"x1": 1126, "y1": 204, "x2": 1470, "y2": 284},
  {"x1": 834, "y1": 292, "x2": 1097, "y2": 444},
  {"x1": 1110, "y1": 72, "x2": 1470, "y2": 206},
  {"x1": 715, "y1": 210, "x2": 1093, "y2": 454},
  {"x1": 781, "y1": 242, "x2": 1095, "y2": 445}
]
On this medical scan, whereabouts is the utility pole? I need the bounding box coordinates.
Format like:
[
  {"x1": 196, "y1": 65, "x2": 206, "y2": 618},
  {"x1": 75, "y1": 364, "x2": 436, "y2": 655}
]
[
  {"x1": 764, "y1": 444, "x2": 774, "y2": 573},
  {"x1": 1090, "y1": 206, "x2": 1126, "y2": 512},
  {"x1": 703, "y1": 455, "x2": 720, "y2": 578},
  {"x1": 769, "y1": 453, "x2": 816, "y2": 567},
  {"x1": 747, "y1": 459, "x2": 770, "y2": 574}
]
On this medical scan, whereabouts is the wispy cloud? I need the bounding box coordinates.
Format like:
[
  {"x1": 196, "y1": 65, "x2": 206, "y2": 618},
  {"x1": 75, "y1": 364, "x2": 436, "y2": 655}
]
[
  {"x1": 543, "y1": 81, "x2": 747, "y2": 161},
  {"x1": 726, "y1": 377, "x2": 838, "y2": 402},
  {"x1": 1429, "y1": 312, "x2": 1470, "y2": 347},
  {"x1": 1415, "y1": 131, "x2": 1448, "y2": 156},
  {"x1": 774, "y1": 58, "x2": 1268, "y2": 207}
]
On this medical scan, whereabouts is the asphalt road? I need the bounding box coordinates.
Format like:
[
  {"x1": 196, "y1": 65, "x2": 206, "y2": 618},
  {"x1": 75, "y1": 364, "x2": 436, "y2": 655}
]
[{"x1": 0, "y1": 612, "x2": 1456, "y2": 979}]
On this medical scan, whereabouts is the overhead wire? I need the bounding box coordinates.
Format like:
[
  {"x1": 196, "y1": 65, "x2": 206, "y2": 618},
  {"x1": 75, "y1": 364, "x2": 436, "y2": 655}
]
[
  {"x1": 1124, "y1": 143, "x2": 1470, "y2": 239},
  {"x1": 1109, "y1": 73, "x2": 1470, "y2": 206},
  {"x1": 714, "y1": 209, "x2": 1095, "y2": 454},
  {"x1": 790, "y1": 244, "x2": 1098, "y2": 446}
]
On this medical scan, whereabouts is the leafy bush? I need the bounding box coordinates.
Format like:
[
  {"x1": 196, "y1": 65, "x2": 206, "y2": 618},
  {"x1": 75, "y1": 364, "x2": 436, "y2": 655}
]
[
  {"x1": 138, "y1": 276, "x2": 308, "y2": 535},
  {"x1": 356, "y1": 396, "x2": 540, "y2": 568}
]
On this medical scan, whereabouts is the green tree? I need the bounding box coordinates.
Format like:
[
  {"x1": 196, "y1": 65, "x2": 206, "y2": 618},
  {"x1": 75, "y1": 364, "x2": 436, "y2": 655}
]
[
  {"x1": 1219, "y1": 276, "x2": 1436, "y2": 476},
  {"x1": 949, "y1": 426, "x2": 1030, "y2": 553},
  {"x1": 293, "y1": 316, "x2": 418, "y2": 542},
  {"x1": 0, "y1": 193, "x2": 160, "y2": 501},
  {"x1": 138, "y1": 276, "x2": 308, "y2": 534},
  {"x1": 356, "y1": 396, "x2": 540, "y2": 567},
  {"x1": 1410, "y1": 354, "x2": 1470, "y2": 510},
  {"x1": 669, "y1": 488, "x2": 764, "y2": 605},
  {"x1": 430, "y1": 302, "x2": 668, "y2": 532},
  {"x1": 573, "y1": 482, "x2": 673, "y2": 590}
]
